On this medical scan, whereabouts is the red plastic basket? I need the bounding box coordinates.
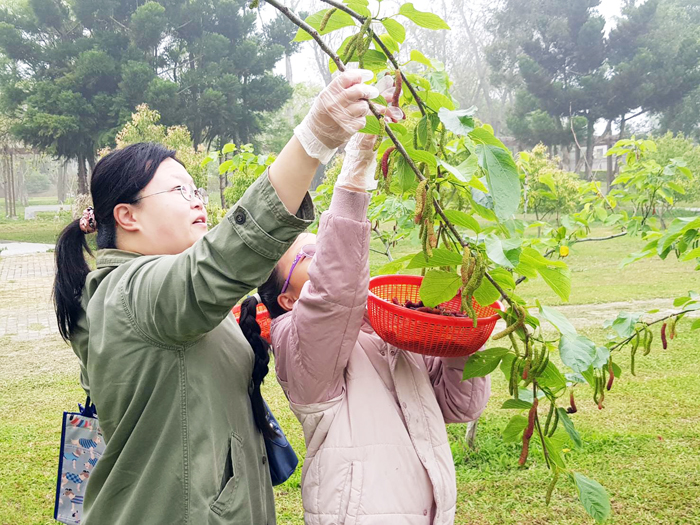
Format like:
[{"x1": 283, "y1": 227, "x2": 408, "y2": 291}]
[
  {"x1": 232, "y1": 303, "x2": 271, "y2": 343},
  {"x1": 367, "y1": 274, "x2": 504, "y2": 358}
]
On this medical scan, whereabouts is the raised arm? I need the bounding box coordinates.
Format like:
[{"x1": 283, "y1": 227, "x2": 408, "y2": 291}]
[
  {"x1": 118, "y1": 71, "x2": 378, "y2": 346},
  {"x1": 272, "y1": 133, "x2": 380, "y2": 405},
  {"x1": 423, "y1": 354, "x2": 491, "y2": 424}
]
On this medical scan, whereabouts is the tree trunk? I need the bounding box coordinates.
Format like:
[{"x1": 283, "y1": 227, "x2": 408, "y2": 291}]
[
  {"x1": 218, "y1": 138, "x2": 227, "y2": 208},
  {"x1": 7, "y1": 149, "x2": 16, "y2": 217},
  {"x1": 1, "y1": 150, "x2": 7, "y2": 217},
  {"x1": 15, "y1": 156, "x2": 28, "y2": 206},
  {"x1": 575, "y1": 144, "x2": 581, "y2": 173},
  {"x1": 87, "y1": 153, "x2": 96, "y2": 177},
  {"x1": 10, "y1": 149, "x2": 16, "y2": 216},
  {"x1": 312, "y1": 44, "x2": 333, "y2": 86},
  {"x1": 615, "y1": 115, "x2": 627, "y2": 176},
  {"x1": 604, "y1": 120, "x2": 613, "y2": 194},
  {"x1": 77, "y1": 154, "x2": 88, "y2": 195},
  {"x1": 585, "y1": 117, "x2": 595, "y2": 181},
  {"x1": 57, "y1": 160, "x2": 67, "y2": 203}
]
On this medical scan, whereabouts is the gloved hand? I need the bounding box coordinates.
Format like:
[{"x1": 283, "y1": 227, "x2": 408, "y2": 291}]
[
  {"x1": 295, "y1": 69, "x2": 379, "y2": 164},
  {"x1": 335, "y1": 74, "x2": 404, "y2": 191}
]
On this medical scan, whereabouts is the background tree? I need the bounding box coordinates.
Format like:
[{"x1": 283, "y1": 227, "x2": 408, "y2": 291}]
[
  {"x1": 0, "y1": 0, "x2": 291, "y2": 194},
  {"x1": 488, "y1": 0, "x2": 700, "y2": 181}
]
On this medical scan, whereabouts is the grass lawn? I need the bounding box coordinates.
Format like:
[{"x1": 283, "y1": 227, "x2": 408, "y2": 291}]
[
  {"x1": 0, "y1": 197, "x2": 69, "y2": 245},
  {"x1": 2, "y1": 217, "x2": 699, "y2": 523}
]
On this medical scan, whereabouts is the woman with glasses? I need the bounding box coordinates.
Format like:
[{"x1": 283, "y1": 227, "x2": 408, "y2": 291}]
[
  {"x1": 52, "y1": 69, "x2": 384, "y2": 525},
  {"x1": 239, "y1": 80, "x2": 491, "y2": 525}
]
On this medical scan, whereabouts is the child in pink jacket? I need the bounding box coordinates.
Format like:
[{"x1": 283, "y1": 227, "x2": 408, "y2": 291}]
[{"x1": 239, "y1": 111, "x2": 490, "y2": 525}]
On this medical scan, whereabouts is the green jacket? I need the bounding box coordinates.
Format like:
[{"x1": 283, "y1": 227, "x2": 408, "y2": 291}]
[{"x1": 69, "y1": 174, "x2": 313, "y2": 524}]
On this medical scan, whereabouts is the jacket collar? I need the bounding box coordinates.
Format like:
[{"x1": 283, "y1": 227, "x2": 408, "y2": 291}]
[{"x1": 96, "y1": 249, "x2": 145, "y2": 269}]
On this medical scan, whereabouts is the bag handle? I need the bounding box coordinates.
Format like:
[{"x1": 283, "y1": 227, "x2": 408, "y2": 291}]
[{"x1": 78, "y1": 396, "x2": 97, "y2": 418}]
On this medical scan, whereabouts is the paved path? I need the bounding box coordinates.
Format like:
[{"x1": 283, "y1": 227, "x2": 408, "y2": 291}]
[
  {"x1": 24, "y1": 204, "x2": 71, "y2": 219},
  {"x1": 0, "y1": 252, "x2": 58, "y2": 340},
  {"x1": 0, "y1": 240, "x2": 54, "y2": 256}
]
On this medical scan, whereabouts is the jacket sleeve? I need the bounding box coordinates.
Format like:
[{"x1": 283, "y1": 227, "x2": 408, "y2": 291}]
[
  {"x1": 272, "y1": 187, "x2": 371, "y2": 406},
  {"x1": 423, "y1": 352, "x2": 491, "y2": 424},
  {"x1": 119, "y1": 172, "x2": 314, "y2": 346}
]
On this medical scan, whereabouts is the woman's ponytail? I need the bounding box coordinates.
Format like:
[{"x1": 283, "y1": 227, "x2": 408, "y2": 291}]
[
  {"x1": 239, "y1": 295, "x2": 277, "y2": 439},
  {"x1": 54, "y1": 219, "x2": 93, "y2": 341}
]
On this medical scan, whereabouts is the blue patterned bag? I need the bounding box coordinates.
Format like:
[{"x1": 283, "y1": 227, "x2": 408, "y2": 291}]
[{"x1": 54, "y1": 398, "x2": 104, "y2": 524}]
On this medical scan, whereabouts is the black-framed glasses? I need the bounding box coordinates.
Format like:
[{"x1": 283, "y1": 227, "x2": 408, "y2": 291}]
[{"x1": 134, "y1": 185, "x2": 208, "y2": 205}]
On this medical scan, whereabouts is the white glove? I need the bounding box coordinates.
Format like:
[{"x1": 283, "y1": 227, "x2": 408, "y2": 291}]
[
  {"x1": 335, "y1": 74, "x2": 404, "y2": 191},
  {"x1": 336, "y1": 133, "x2": 379, "y2": 191},
  {"x1": 295, "y1": 69, "x2": 378, "y2": 164}
]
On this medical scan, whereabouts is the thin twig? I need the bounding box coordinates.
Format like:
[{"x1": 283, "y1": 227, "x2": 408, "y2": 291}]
[
  {"x1": 266, "y1": 0, "x2": 517, "y2": 312},
  {"x1": 569, "y1": 103, "x2": 591, "y2": 175},
  {"x1": 610, "y1": 308, "x2": 692, "y2": 352},
  {"x1": 534, "y1": 382, "x2": 551, "y2": 469},
  {"x1": 373, "y1": 225, "x2": 394, "y2": 261},
  {"x1": 319, "y1": 0, "x2": 427, "y2": 116},
  {"x1": 265, "y1": 0, "x2": 344, "y2": 71}
]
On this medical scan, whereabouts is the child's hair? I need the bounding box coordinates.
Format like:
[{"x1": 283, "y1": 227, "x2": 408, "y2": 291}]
[
  {"x1": 238, "y1": 268, "x2": 288, "y2": 440},
  {"x1": 53, "y1": 143, "x2": 178, "y2": 342}
]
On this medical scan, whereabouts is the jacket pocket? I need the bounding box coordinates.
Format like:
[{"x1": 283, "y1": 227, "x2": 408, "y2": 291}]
[
  {"x1": 210, "y1": 432, "x2": 244, "y2": 516},
  {"x1": 337, "y1": 461, "x2": 364, "y2": 525}
]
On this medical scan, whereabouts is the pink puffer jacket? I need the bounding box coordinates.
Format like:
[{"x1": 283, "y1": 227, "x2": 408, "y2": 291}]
[{"x1": 271, "y1": 187, "x2": 490, "y2": 525}]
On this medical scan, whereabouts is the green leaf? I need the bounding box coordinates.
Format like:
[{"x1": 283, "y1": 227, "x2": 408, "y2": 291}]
[
  {"x1": 417, "y1": 90, "x2": 454, "y2": 111},
  {"x1": 372, "y1": 253, "x2": 415, "y2": 276},
  {"x1": 501, "y1": 399, "x2": 533, "y2": 410},
  {"x1": 463, "y1": 347, "x2": 511, "y2": 380},
  {"x1": 354, "y1": 49, "x2": 388, "y2": 71},
  {"x1": 404, "y1": 148, "x2": 437, "y2": 168},
  {"x1": 605, "y1": 312, "x2": 641, "y2": 338},
  {"x1": 503, "y1": 415, "x2": 528, "y2": 443},
  {"x1": 543, "y1": 436, "x2": 567, "y2": 470},
  {"x1": 442, "y1": 210, "x2": 480, "y2": 233},
  {"x1": 381, "y1": 18, "x2": 406, "y2": 43},
  {"x1": 218, "y1": 159, "x2": 233, "y2": 174},
  {"x1": 392, "y1": 155, "x2": 417, "y2": 194},
  {"x1": 438, "y1": 107, "x2": 476, "y2": 135},
  {"x1": 667, "y1": 181, "x2": 686, "y2": 195},
  {"x1": 476, "y1": 144, "x2": 520, "y2": 220},
  {"x1": 537, "y1": 265, "x2": 571, "y2": 302},
  {"x1": 539, "y1": 304, "x2": 577, "y2": 338},
  {"x1": 222, "y1": 143, "x2": 236, "y2": 154},
  {"x1": 398, "y1": 3, "x2": 450, "y2": 30},
  {"x1": 406, "y1": 248, "x2": 463, "y2": 269},
  {"x1": 378, "y1": 33, "x2": 399, "y2": 55},
  {"x1": 691, "y1": 318, "x2": 700, "y2": 330},
  {"x1": 469, "y1": 127, "x2": 508, "y2": 151},
  {"x1": 490, "y1": 267, "x2": 515, "y2": 292},
  {"x1": 538, "y1": 360, "x2": 567, "y2": 392},
  {"x1": 574, "y1": 472, "x2": 612, "y2": 524},
  {"x1": 359, "y1": 115, "x2": 382, "y2": 134},
  {"x1": 410, "y1": 49, "x2": 433, "y2": 68},
  {"x1": 680, "y1": 246, "x2": 700, "y2": 261},
  {"x1": 294, "y1": 9, "x2": 355, "y2": 42},
  {"x1": 473, "y1": 277, "x2": 500, "y2": 307},
  {"x1": 419, "y1": 270, "x2": 461, "y2": 308},
  {"x1": 485, "y1": 234, "x2": 515, "y2": 269},
  {"x1": 344, "y1": 1, "x2": 371, "y2": 17},
  {"x1": 559, "y1": 335, "x2": 597, "y2": 373},
  {"x1": 557, "y1": 408, "x2": 582, "y2": 448},
  {"x1": 500, "y1": 352, "x2": 515, "y2": 379}
]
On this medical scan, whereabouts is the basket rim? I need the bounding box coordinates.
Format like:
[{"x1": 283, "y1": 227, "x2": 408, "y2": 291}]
[{"x1": 368, "y1": 274, "x2": 504, "y2": 325}]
